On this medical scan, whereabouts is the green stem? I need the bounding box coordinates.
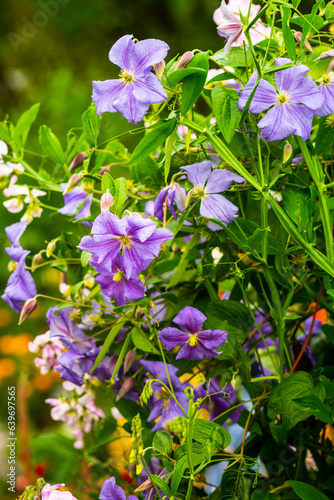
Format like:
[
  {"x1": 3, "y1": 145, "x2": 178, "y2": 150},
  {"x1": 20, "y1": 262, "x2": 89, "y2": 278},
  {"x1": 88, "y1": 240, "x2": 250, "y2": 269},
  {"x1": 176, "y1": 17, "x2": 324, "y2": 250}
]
[{"x1": 297, "y1": 137, "x2": 334, "y2": 263}]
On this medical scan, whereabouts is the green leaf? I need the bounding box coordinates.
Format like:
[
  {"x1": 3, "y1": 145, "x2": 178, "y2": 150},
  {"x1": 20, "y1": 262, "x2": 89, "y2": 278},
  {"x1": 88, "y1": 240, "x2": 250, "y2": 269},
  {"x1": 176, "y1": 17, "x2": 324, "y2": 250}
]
[
  {"x1": 81, "y1": 250, "x2": 92, "y2": 267},
  {"x1": 111, "y1": 334, "x2": 132, "y2": 380},
  {"x1": 39, "y1": 125, "x2": 66, "y2": 164},
  {"x1": 81, "y1": 104, "x2": 100, "y2": 147},
  {"x1": 167, "y1": 66, "x2": 207, "y2": 88},
  {"x1": 212, "y1": 46, "x2": 251, "y2": 67},
  {"x1": 127, "y1": 119, "x2": 177, "y2": 167},
  {"x1": 14, "y1": 103, "x2": 40, "y2": 148},
  {"x1": 153, "y1": 430, "x2": 173, "y2": 457},
  {"x1": 131, "y1": 326, "x2": 159, "y2": 354},
  {"x1": 286, "y1": 481, "x2": 330, "y2": 500},
  {"x1": 170, "y1": 456, "x2": 188, "y2": 496},
  {"x1": 150, "y1": 475, "x2": 171, "y2": 498},
  {"x1": 167, "y1": 231, "x2": 201, "y2": 288},
  {"x1": 131, "y1": 156, "x2": 163, "y2": 189},
  {"x1": 212, "y1": 87, "x2": 241, "y2": 143},
  {"x1": 292, "y1": 394, "x2": 334, "y2": 424},
  {"x1": 91, "y1": 322, "x2": 124, "y2": 372},
  {"x1": 180, "y1": 51, "x2": 209, "y2": 116},
  {"x1": 268, "y1": 372, "x2": 326, "y2": 443},
  {"x1": 315, "y1": 117, "x2": 334, "y2": 155},
  {"x1": 164, "y1": 125, "x2": 178, "y2": 183},
  {"x1": 221, "y1": 469, "x2": 244, "y2": 500},
  {"x1": 321, "y1": 324, "x2": 334, "y2": 343},
  {"x1": 0, "y1": 122, "x2": 11, "y2": 143},
  {"x1": 282, "y1": 7, "x2": 296, "y2": 60},
  {"x1": 101, "y1": 172, "x2": 116, "y2": 196},
  {"x1": 114, "y1": 177, "x2": 127, "y2": 213},
  {"x1": 193, "y1": 418, "x2": 231, "y2": 450},
  {"x1": 206, "y1": 300, "x2": 253, "y2": 340}
]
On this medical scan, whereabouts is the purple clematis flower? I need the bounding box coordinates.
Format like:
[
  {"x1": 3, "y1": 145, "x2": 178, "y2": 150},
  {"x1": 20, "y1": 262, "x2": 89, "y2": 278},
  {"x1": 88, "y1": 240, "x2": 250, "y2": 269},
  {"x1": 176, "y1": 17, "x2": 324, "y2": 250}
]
[
  {"x1": 181, "y1": 160, "x2": 245, "y2": 231},
  {"x1": 94, "y1": 255, "x2": 145, "y2": 306},
  {"x1": 92, "y1": 35, "x2": 169, "y2": 124},
  {"x1": 140, "y1": 360, "x2": 188, "y2": 431},
  {"x1": 159, "y1": 306, "x2": 227, "y2": 360},
  {"x1": 46, "y1": 306, "x2": 87, "y2": 345},
  {"x1": 2, "y1": 222, "x2": 37, "y2": 313},
  {"x1": 78, "y1": 212, "x2": 173, "y2": 278},
  {"x1": 238, "y1": 58, "x2": 324, "y2": 142},
  {"x1": 154, "y1": 181, "x2": 187, "y2": 221},
  {"x1": 314, "y1": 73, "x2": 334, "y2": 116},
  {"x1": 59, "y1": 182, "x2": 92, "y2": 221},
  {"x1": 99, "y1": 477, "x2": 137, "y2": 500}
]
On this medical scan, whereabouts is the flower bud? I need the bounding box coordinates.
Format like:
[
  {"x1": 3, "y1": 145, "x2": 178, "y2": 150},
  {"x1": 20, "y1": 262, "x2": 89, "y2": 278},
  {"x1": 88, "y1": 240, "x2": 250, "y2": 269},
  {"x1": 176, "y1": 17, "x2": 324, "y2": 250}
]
[
  {"x1": 116, "y1": 377, "x2": 136, "y2": 401},
  {"x1": 19, "y1": 298, "x2": 38, "y2": 325},
  {"x1": 328, "y1": 59, "x2": 334, "y2": 73},
  {"x1": 135, "y1": 478, "x2": 153, "y2": 493},
  {"x1": 153, "y1": 60, "x2": 165, "y2": 80},
  {"x1": 124, "y1": 350, "x2": 136, "y2": 374},
  {"x1": 283, "y1": 142, "x2": 293, "y2": 163},
  {"x1": 69, "y1": 152, "x2": 87, "y2": 172},
  {"x1": 46, "y1": 239, "x2": 57, "y2": 258},
  {"x1": 294, "y1": 32, "x2": 313, "y2": 53},
  {"x1": 175, "y1": 51, "x2": 194, "y2": 70},
  {"x1": 315, "y1": 49, "x2": 334, "y2": 61},
  {"x1": 100, "y1": 189, "x2": 113, "y2": 212},
  {"x1": 63, "y1": 174, "x2": 82, "y2": 194},
  {"x1": 32, "y1": 253, "x2": 43, "y2": 271}
]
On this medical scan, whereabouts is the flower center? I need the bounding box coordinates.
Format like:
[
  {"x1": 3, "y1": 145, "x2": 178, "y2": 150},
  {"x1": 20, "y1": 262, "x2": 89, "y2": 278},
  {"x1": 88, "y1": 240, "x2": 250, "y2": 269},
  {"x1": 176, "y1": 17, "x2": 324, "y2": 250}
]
[
  {"x1": 83, "y1": 182, "x2": 94, "y2": 194},
  {"x1": 113, "y1": 270, "x2": 125, "y2": 282},
  {"x1": 320, "y1": 73, "x2": 332, "y2": 85},
  {"x1": 193, "y1": 187, "x2": 206, "y2": 199},
  {"x1": 120, "y1": 70, "x2": 136, "y2": 84},
  {"x1": 8, "y1": 261, "x2": 17, "y2": 272},
  {"x1": 119, "y1": 234, "x2": 133, "y2": 249},
  {"x1": 325, "y1": 114, "x2": 334, "y2": 128},
  {"x1": 157, "y1": 388, "x2": 170, "y2": 401},
  {"x1": 277, "y1": 92, "x2": 290, "y2": 105},
  {"x1": 187, "y1": 333, "x2": 198, "y2": 346}
]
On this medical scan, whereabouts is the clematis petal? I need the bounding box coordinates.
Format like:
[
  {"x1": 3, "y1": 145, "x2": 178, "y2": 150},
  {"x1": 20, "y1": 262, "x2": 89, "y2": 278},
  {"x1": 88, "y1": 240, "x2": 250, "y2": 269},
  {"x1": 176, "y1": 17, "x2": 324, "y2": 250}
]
[
  {"x1": 238, "y1": 72, "x2": 278, "y2": 113},
  {"x1": 113, "y1": 87, "x2": 151, "y2": 125},
  {"x1": 92, "y1": 211, "x2": 125, "y2": 236},
  {"x1": 159, "y1": 327, "x2": 190, "y2": 350},
  {"x1": 258, "y1": 102, "x2": 314, "y2": 142},
  {"x1": 176, "y1": 343, "x2": 205, "y2": 360},
  {"x1": 181, "y1": 160, "x2": 212, "y2": 188},
  {"x1": 108, "y1": 34, "x2": 136, "y2": 71},
  {"x1": 123, "y1": 215, "x2": 157, "y2": 242},
  {"x1": 205, "y1": 169, "x2": 245, "y2": 194},
  {"x1": 78, "y1": 234, "x2": 121, "y2": 272},
  {"x1": 133, "y1": 38, "x2": 169, "y2": 74},
  {"x1": 99, "y1": 477, "x2": 127, "y2": 500},
  {"x1": 286, "y1": 76, "x2": 324, "y2": 110},
  {"x1": 173, "y1": 306, "x2": 206, "y2": 334},
  {"x1": 76, "y1": 194, "x2": 92, "y2": 220},
  {"x1": 315, "y1": 80, "x2": 334, "y2": 116},
  {"x1": 133, "y1": 72, "x2": 168, "y2": 103},
  {"x1": 153, "y1": 187, "x2": 169, "y2": 220},
  {"x1": 274, "y1": 58, "x2": 309, "y2": 93},
  {"x1": 5, "y1": 221, "x2": 27, "y2": 247},
  {"x1": 198, "y1": 329, "x2": 228, "y2": 349},
  {"x1": 200, "y1": 193, "x2": 239, "y2": 227},
  {"x1": 92, "y1": 79, "x2": 126, "y2": 115}
]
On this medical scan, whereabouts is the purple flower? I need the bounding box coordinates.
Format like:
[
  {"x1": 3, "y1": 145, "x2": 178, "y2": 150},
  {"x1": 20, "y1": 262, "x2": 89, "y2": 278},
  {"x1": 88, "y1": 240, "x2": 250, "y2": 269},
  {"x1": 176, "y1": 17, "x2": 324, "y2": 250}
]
[
  {"x1": 238, "y1": 59, "x2": 324, "y2": 142},
  {"x1": 154, "y1": 182, "x2": 187, "y2": 221},
  {"x1": 181, "y1": 160, "x2": 244, "y2": 231},
  {"x1": 99, "y1": 477, "x2": 137, "y2": 500},
  {"x1": 140, "y1": 360, "x2": 188, "y2": 431},
  {"x1": 159, "y1": 306, "x2": 227, "y2": 360},
  {"x1": 2, "y1": 222, "x2": 37, "y2": 313},
  {"x1": 94, "y1": 255, "x2": 145, "y2": 306},
  {"x1": 59, "y1": 182, "x2": 92, "y2": 221},
  {"x1": 46, "y1": 306, "x2": 87, "y2": 344},
  {"x1": 78, "y1": 212, "x2": 173, "y2": 278},
  {"x1": 314, "y1": 73, "x2": 334, "y2": 116},
  {"x1": 92, "y1": 35, "x2": 169, "y2": 124}
]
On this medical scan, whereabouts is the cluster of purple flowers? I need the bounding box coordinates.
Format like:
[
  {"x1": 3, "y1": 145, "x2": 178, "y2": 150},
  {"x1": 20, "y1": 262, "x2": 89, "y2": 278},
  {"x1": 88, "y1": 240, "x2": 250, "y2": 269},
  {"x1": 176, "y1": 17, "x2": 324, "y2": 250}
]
[
  {"x1": 78, "y1": 211, "x2": 173, "y2": 306},
  {"x1": 238, "y1": 58, "x2": 334, "y2": 142},
  {"x1": 2, "y1": 222, "x2": 37, "y2": 312}
]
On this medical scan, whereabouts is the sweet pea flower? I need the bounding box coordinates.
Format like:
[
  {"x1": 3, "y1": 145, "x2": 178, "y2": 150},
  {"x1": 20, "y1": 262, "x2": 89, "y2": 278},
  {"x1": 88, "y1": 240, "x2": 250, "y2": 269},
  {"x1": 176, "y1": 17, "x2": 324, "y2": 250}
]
[
  {"x1": 29, "y1": 331, "x2": 64, "y2": 374},
  {"x1": 42, "y1": 483, "x2": 78, "y2": 500},
  {"x1": 78, "y1": 211, "x2": 173, "y2": 278},
  {"x1": 159, "y1": 306, "x2": 227, "y2": 360},
  {"x1": 99, "y1": 477, "x2": 137, "y2": 500},
  {"x1": 314, "y1": 72, "x2": 334, "y2": 116},
  {"x1": 238, "y1": 58, "x2": 324, "y2": 141},
  {"x1": 92, "y1": 34, "x2": 169, "y2": 124},
  {"x1": 181, "y1": 160, "x2": 245, "y2": 230},
  {"x1": 153, "y1": 181, "x2": 187, "y2": 221},
  {"x1": 0, "y1": 141, "x2": 24, "y2": 178}
]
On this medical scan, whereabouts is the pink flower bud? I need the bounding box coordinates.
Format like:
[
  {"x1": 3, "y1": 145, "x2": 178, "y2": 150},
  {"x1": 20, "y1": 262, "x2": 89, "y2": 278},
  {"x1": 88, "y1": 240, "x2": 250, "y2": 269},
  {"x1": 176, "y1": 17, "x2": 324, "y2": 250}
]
[
  {"x1": 100, "y1": 189, "x2": 113, "y2": 211},
  {"x1": 153, "y1": 60, "x2": 165, "y2": 80},
  {"x1": 315, "y1": 49, "x2": 334, "y2": 61},
  {"x1": 294, "y1": 32, "x2": 313, "y2": 53},
  {"x1": 69, "y1": 153, "x2": 87, "y2": 172},
  {"x1": 175, "y1": 51, "x2": 194, "y2": 70},
  {"x1": 19, "y1": 298, "x2": 38, "y2": 325},
  {"x1": 124, "y1": 350, "x2": 136, "y2": 374},
  {"x1": 116, "y1": 377, "x2": 136, "y2": 401},
  {"x1": 63, "y1": 174, "x2": 82, "y2": 194}
]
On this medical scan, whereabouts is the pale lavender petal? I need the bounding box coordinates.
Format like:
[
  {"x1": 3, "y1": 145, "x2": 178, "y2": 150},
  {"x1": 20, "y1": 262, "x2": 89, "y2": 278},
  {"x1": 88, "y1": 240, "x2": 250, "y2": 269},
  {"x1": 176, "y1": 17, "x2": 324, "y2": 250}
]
[
  {"x1": 258, "y1": 103, "x2": 314, "y2": 142},
  {"x1": 113, "y1": 87, "x2": 151, "y2": 125},
  {"x1": 159, "y1": 327, "x2": 190, "y2": 350},
  {"x1": 274, "y1": 58, "x2": 309, "y2": 93},
  {"x1": 108, "y1": 34, "x2": 136, "y2": 71},
  {"x1": 59, "y1": 184, "x2": 89, "y2": 215},
  {"x1": 124, "y1": 215, "x2": 157, "y2": 241},
  {"x1": 99, "y1": 477, "x2": 127, "y2": 500},
  {"x1": 238, "y1": 72, "x2": 277, "y2": 113},
  {"x1": 5, "y1": 221, "x2": 27, "y2": 247},
  {"x1": 122, "y1": 244, "x2": 157, "y2": 278},
  {"x1": 2, "y1": 257, "x2": 37, "y2": 313},
  {"x1": 177, "y1": 343, "x2": 205, "y2": 360},
  {"x1": 92, "y1": 211, "x2": 125, "y2": 236},
  {"x1": 205, "y1": 169, "x2": 245, "y2": 194},
  {"x1": 173, "y1": 306, "x2": 206, "y2": 334},
  {"x1": 315, "y1": 81, "x2": 334, "y2": 116},
  {"x1": 287, "y1": 76, "x2": 324, "y2": 110},
  {"x1": 133, "y1": 72, "x2": 168, "y2": 103},
  {"x1": 181, "y1": 161, "x2": 212, "y2": 188},
  {"x1": 76, "y1": 194, "x2": 92, "y2": 220},
  {"x1": 198, "y1": 329, "x2": 228, "y2": 349},
  {"x1": 200, "y1": 193, "x2": 239, "y2": 226},
  {"x1": 92, "y1": 80, "x2": 126, "y2": 115},
  {"x1": 133, "y1": 38, "x2": 169, "y2": 74},
  {"x1": 78, "y1": 235, "x2": 121, "y2": 272},
  {"x1": 172, "y1": 183, "x2": 187, "y2": 214}
]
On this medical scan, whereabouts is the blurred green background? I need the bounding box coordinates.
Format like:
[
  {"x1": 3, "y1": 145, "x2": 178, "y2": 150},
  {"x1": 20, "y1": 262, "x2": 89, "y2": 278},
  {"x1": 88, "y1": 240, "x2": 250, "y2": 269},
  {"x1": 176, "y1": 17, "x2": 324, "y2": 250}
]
[{"x1": 0, "y1": 0, "x2": 320, "y2": 497}]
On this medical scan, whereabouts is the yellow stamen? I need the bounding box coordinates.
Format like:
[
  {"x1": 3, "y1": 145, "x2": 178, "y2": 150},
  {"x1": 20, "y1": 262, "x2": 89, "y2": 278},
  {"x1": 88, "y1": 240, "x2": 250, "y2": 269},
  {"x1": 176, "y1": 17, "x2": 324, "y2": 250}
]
[
  {"x1": 320, "y1": 73, "x2": 332, "y2": 85},
  {"x1": 277, "y1": 92, "x2": 289, "y2": 105},
  {"x1": 119, "y1": 234, "x2": 133, "y2": 249},
  {"x1": 188, "y1": 334, "x2": 198, "y2": 346},
  {"x1": 113, "y1": 271, "x2": 125, "y2": 282},
  {"x1": 120, "y1": 70, "x2": 136, "y2": 84},
  {"x1": 193, "y1": 187, "x2": 206, "y2": 199}
]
